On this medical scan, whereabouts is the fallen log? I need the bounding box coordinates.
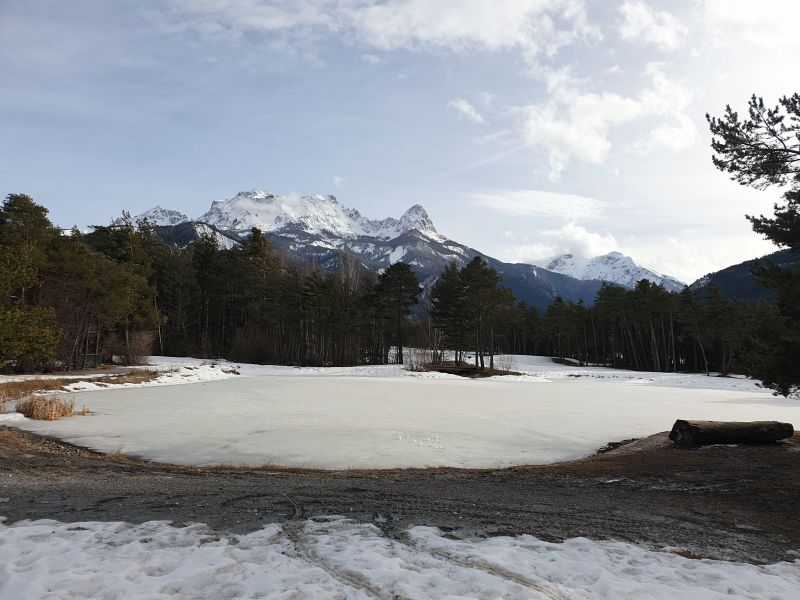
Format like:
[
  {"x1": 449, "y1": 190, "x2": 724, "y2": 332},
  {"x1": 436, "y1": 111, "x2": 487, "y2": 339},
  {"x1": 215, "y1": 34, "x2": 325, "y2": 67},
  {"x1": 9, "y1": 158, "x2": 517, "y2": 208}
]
[{"x1": 669, "y1": 420, "x2": 794, "y2": 448}]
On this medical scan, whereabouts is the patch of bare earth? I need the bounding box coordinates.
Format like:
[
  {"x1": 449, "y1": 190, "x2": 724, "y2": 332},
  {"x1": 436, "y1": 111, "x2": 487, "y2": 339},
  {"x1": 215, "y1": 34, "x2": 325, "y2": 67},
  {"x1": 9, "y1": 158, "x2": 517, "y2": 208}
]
[{"x1": 1, "y1": 426, "x2": 798, "y2": 564}]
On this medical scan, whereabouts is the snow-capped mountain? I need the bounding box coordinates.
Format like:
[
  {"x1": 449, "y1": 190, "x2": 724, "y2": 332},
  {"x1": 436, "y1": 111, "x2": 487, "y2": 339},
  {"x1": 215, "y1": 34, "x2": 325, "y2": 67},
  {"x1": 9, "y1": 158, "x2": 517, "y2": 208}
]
[
  {"x1": 199, "y1": 189, "x2": 442, "y2": 242},
  {"x1": 113, "y1": 206, "x2": 189, "y2": 227},
  {"x1": 122, "y1": 189, "x2": 648, "y2": 310},
  {"x1": 545, "y1": 252, "x2": 685, "y2": 293}
]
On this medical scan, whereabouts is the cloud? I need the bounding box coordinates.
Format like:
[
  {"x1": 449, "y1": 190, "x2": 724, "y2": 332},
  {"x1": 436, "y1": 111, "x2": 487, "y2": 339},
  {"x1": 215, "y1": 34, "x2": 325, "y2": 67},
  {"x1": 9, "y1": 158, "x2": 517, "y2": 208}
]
[
  {"x1": 618, "y1": 1, "x2": 687, "y2": 51},
  {"x1": 472, "y1": 189, "x2": 605, "y2": 220},
  {"x1": 332, "y1": 175, "x2": 346, "y2": 187},
  {"x1": 504, "y1": 222, "x2": 619, "y2": 264},
  {"x1": 361, "y1": 53, "x2": 383, "y2": 64},
  {"x1": 520, "y1": 64, "x2": 695, "y2": 179},
  {"x1": 703, "y1": 0, "x2": 800, "y2": 49},
  {"x1": 448, "y1": 98, "x2": 484, "y2": 123},
  {"x1": 164, "y1": 0, "x2": 599, "y2": 60}
]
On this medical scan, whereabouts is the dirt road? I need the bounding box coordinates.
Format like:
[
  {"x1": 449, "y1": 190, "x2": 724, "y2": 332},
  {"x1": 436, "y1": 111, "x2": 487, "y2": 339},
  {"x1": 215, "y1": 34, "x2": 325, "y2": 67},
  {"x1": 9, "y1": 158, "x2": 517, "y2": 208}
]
[{"x1": 1, "y1": 426, "x2": 798, "y2": 564}]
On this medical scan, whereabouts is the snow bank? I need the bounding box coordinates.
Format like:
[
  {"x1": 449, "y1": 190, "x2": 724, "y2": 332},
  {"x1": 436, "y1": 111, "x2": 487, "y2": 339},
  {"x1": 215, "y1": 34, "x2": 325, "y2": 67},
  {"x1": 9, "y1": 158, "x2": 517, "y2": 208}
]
[{"x1": 0, "y1": 518, "x2": 797, "y2": 599}]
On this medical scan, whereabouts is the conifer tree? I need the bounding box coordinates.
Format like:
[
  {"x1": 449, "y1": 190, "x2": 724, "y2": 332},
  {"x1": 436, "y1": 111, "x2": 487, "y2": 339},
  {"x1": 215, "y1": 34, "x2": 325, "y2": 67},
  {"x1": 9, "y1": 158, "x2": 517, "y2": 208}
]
[
  {"x1": 373, "y1": 262, "x2": 421, "y2": 364},
  {"x1": 708, "y1": 93, "x2": 800, "y2": 395}
]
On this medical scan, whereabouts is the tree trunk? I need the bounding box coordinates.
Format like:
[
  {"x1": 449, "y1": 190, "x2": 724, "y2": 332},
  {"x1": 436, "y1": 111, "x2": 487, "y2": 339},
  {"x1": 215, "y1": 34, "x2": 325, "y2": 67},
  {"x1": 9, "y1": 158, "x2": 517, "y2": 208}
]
[
  {"x1": 489, "y1": 325, "x2": 494, "y2": 370},
  {"x1": 396, "y1": 311, "x2": 403, "y2": 365},
  {"x1": 694, "y1": 324, "x2": 709, "y2": 375},
  {"x1": 669, "y1": 420, "x2": 794, "y2": 448}
]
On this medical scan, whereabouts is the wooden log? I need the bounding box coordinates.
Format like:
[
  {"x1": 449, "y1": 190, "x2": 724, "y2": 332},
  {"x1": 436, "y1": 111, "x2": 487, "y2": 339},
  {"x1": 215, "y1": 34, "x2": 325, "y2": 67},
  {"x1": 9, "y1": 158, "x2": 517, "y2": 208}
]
[{"x1": 669, "y1": 420, "x2": 794, "y2": 448}]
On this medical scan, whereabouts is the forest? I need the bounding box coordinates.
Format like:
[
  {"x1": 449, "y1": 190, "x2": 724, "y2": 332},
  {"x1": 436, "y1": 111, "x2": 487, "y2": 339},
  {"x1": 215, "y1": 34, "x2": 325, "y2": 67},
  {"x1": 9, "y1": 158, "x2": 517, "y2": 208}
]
[{"x1": 0, "y1": 191, "x2": 795, "y2": 397}]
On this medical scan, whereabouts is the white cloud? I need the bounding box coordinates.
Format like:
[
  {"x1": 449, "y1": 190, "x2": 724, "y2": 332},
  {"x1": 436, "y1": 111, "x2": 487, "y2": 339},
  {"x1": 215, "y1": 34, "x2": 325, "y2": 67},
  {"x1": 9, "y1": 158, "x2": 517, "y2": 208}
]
[
  {"x1": 703, "y1": 0, "x2": 800, "y2": 49},
  {"x1": 472, "y1": 189, "x2": 605, "y2": 220},
  {"x1": 520, "y1": 64, "x2": 695, "y2": 179},
  {"x1": 165, "y1": 0, "x2": 599, "y2": 60},
  {"x1": 448, "y1": 98, "x2": 484, "y2": 123},
  {"x1": 332, "y1": 175, "x2": 346, "y2": 187},
  {"x1": 618, "y1": 1, "x2": 687, "y2": 51},
  {"x1": 504, "y1": 222, "x2": 619, "y2": 264},
  {"x1": 362, "y1": 53, "x2": 383, "y2": 65},
  {"x1": 605, "y1": 64, "x2": 623, "y2": 76}
]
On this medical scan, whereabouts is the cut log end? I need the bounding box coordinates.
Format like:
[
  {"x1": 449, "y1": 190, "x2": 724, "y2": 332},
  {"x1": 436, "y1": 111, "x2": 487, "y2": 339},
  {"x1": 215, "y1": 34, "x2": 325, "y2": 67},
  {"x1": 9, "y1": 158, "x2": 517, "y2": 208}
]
[{"x1": 669, "y1": 420, "x2": 794, "y2": 448}]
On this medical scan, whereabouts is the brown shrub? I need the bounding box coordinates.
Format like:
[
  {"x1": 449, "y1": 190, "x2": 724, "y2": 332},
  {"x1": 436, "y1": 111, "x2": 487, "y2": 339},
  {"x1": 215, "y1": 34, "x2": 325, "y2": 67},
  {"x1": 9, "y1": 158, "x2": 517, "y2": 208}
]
[{"x1": 15, "y1": 395, "x2": 75, "y2": 420}]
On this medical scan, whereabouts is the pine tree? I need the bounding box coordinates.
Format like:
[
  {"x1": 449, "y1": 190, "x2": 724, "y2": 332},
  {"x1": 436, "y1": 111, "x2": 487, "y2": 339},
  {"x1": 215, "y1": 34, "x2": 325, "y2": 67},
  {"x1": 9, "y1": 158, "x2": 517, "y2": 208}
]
[
  {"x1": 373, "y1": 262, "x2": 421, "y2": 364},
  {"x1": 708, "y1": 93, "x2": 800, "y2": 395}
]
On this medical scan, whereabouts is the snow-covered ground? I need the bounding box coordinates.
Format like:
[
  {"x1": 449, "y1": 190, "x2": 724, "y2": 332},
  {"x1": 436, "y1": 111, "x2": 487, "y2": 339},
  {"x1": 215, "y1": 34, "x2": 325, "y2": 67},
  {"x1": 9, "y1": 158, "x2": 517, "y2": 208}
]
[
  {"x1": 4, "y1": 355, "x2": 798, "y2": 469},
  {"x1": 1, "y1": 517, "x2": 798, "y2": 599}
]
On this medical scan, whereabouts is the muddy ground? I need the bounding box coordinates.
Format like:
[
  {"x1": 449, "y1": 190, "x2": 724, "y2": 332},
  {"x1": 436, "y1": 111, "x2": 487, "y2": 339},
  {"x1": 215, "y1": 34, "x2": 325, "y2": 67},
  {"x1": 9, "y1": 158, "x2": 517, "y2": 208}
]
[{"x1": 1, "y1": 426, "x2": 798, "y2": 564}]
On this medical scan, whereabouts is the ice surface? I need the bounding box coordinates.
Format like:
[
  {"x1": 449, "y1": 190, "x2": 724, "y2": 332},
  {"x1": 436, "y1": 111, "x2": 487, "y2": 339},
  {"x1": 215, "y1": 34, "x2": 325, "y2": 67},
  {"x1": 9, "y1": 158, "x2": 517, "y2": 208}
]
[
  {"x1": 8, "y1": 355, "x2": 799, "y2": 469},
  {"x1": 0, "y1": 517, "x2": 798, "y2": 599}
]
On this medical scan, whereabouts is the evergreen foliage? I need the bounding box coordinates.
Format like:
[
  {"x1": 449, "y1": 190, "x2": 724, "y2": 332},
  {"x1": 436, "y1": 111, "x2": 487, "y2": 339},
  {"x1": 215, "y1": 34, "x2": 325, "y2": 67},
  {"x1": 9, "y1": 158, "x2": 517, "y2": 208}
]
[{"x1": 708, "y1": 93, "x2": 800, "y2": 396}]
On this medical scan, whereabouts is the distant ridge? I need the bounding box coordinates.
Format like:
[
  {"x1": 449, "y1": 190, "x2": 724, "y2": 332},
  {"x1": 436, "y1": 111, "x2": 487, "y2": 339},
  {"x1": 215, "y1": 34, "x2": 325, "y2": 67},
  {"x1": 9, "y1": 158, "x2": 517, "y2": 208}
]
[{"x1": 545, "y1": 251, "x2": 686, "y2": 292}]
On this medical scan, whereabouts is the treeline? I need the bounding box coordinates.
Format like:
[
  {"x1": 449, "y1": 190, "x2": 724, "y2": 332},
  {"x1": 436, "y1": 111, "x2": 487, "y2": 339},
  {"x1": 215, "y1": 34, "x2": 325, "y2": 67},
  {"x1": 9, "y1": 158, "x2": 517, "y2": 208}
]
[
  {"x1": 0, "y1": 194, "x2": 420, "y2": 369},
  {"x1": 0, "y1": 193, "x2": 794, "y2": 396},
  {"x1": 523, "y1": 282, "x2": 781, "y2": 376},
  {"x1": 420, "y1": 259, "x2": 780, "y2": 378}
]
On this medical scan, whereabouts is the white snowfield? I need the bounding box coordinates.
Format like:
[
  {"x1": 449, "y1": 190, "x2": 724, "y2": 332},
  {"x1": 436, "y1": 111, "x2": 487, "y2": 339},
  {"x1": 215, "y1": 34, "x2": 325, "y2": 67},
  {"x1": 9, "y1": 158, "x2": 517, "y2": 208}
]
[
  {"x1": 4, "y1": 355, "x2": 799, "y2": 469},
  {"x1": 0, "y1": 517, "x2": 798, "y2": 600}
]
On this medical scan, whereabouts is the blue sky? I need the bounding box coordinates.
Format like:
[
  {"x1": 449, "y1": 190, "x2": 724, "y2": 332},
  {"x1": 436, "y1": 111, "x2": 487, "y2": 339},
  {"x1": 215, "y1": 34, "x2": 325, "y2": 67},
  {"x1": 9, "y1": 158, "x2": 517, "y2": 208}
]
[{"x1": 2, "y1": 0, "x2": 799, "y2": 282}]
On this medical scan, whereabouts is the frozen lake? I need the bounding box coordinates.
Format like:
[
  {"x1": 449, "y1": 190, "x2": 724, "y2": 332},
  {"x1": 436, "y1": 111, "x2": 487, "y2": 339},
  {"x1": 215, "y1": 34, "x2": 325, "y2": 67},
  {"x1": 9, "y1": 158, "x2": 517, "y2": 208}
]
[{"x1": 7, "y1": 356, "x2": 800, "y2": 469}]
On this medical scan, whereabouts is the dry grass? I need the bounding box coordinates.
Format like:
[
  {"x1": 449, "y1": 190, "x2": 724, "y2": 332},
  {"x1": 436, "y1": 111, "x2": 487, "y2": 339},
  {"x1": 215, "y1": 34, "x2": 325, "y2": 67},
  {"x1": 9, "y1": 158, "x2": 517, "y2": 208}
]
[
  {"x1": 15, "y1": 395, "x2": 76, "y2": 420},
  {"x1": 0, "y1": 379, "x2": 69, "y2": 405},
  {"x1": 0, "y1": 368, "x2": 161, "y2": 417},
  {"x1": 0, "y1": 369, "x2": 161, "y2": 402},
  {"x1": 90, "y1": 369, "x2": 162, "y2": 386}
]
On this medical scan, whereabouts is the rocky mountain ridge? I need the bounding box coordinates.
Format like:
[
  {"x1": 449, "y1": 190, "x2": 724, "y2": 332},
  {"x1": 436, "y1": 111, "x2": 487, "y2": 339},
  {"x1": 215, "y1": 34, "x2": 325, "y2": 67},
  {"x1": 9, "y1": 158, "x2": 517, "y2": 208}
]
[{"x1": 119, "y1": 189, "x2": 685, "y2": 310}]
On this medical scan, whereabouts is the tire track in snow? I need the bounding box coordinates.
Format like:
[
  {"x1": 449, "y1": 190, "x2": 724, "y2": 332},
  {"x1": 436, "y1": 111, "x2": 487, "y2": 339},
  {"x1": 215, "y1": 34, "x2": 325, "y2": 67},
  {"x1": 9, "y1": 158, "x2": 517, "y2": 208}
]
[
  {"x1": 282, "y1": 521, "x2": 399, "y2": 600},
  {"x1": 289, "y1": 517, "x2": 567, "y2": 600},
  {"x1": 385, "y1": 528, "x2": 572, "y2": 600}
]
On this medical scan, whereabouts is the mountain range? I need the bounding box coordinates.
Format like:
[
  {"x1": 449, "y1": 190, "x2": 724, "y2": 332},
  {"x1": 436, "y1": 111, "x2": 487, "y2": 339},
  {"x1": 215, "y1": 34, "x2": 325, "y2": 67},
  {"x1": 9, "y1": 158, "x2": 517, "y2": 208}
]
[{"x1": 116, "y1": 188, "x2": 692, "y2": 310}]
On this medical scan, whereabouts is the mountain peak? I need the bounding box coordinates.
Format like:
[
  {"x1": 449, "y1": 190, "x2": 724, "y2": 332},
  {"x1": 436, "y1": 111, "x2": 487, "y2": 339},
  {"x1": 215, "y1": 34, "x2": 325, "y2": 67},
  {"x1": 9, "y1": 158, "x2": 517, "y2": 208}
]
[
  {"x1": 399, "y1": 204, "x2": 438, "y2": 237},
  {"x1": 113, "y1": 206, "x2": 189, "y2": 227},
  {"x1": 545, "y1": 252, "x2": 685, "y2": 292},
  {"x1": 198, "y1": 189, "x2": 440, "y2": 241}
]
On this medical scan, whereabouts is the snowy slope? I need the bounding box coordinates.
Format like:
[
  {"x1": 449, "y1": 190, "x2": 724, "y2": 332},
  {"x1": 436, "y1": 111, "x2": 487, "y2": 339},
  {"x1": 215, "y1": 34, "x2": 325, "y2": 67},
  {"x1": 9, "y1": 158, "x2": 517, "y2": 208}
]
[
  {"x1": 198, "y1": 188, "x2": 442, "y2": 242},
  {"x1": 112, "y1": 206, "x2": 189, "y2": 227},
  {"x1": 546, "y1": 252, "x2": 685, "y2": 292},
  {"x1": 193, "y1": 223, "x2": 238, "y2": 250}
]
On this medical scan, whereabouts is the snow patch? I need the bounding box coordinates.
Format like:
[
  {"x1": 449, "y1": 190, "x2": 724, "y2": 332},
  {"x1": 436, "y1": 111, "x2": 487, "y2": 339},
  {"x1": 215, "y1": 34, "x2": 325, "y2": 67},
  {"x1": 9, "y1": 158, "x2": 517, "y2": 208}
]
[{"x1": 0, "y1": 518, "x2": 797, "y2": 599}]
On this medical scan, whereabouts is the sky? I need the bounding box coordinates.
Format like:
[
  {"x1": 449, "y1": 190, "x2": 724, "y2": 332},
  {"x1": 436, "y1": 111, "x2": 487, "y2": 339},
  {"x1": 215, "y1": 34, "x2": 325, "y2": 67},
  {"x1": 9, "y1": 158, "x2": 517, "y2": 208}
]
[{"x1": 2, "y1": 0, "x2": 799, "y2": 283}]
